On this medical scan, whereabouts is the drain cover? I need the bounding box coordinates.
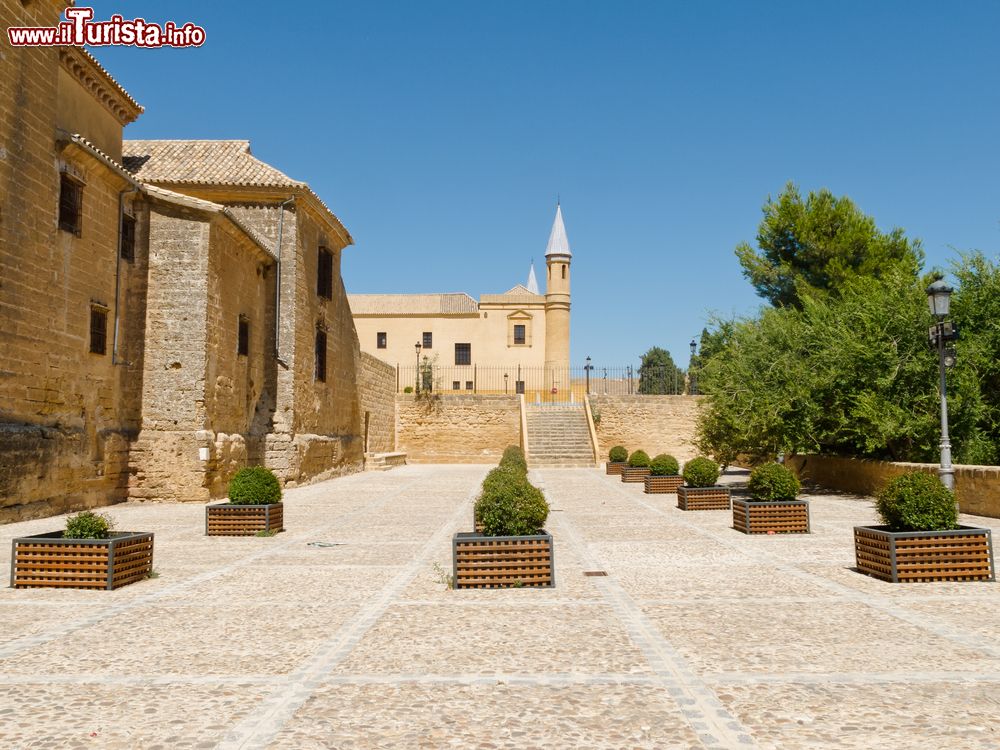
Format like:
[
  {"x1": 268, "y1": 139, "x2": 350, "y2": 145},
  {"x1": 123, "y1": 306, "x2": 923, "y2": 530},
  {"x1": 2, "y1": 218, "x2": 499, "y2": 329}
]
[{"x1": 583, "y1": 571, "x2": 608, "y2": 577}]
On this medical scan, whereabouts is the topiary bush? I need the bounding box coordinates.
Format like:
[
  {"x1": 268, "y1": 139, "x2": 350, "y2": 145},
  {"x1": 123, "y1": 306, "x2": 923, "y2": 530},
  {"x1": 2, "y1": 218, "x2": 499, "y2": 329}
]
[
  {"x1": 627, "y1": 450, "x2": 651, "y2": 468},
  {"x1": 609, "y1": 446, "x2": 628, "y2": 463},
  {"x1": 65, "y1": 511, "x2": 114, "y2": 540},
  {"x1": 649, "y1": 454, "x2": 680, "y2": 476},
  {"x1": 474, "y1": 474, "x2": 550, "y2": 536},
  {"x1": 875, "y1": 472, "x2": 958, "y2": 532},
  {"x1": 499, "y1": 445, "x2": 528, "y2": 475},
  {"x1": 683, "y1": 456, "x2": 720, "y2": 488},
  {"x1": 228, "y1": 466, "x2": 283, "y2": 505},
  {"x1": 748, "y1": 462, "x2": 800, "y2": 501}
]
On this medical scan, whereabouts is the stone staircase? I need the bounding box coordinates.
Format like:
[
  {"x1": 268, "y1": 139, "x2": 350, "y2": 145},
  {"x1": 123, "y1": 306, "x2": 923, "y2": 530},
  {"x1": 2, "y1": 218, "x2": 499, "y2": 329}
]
[
  {"x1": 525, "y1": 404, "x2": 596, "y2": 468},
  {"x1": 364, "y1": 452, "x2": 407, "y2": 471}
]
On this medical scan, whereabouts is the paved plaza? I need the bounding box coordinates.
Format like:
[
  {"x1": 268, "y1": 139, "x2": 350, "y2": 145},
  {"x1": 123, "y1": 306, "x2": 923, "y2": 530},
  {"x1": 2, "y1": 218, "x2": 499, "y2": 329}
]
[{"x1": 1, "y1": 465, "x2": 999, "y2": 749}]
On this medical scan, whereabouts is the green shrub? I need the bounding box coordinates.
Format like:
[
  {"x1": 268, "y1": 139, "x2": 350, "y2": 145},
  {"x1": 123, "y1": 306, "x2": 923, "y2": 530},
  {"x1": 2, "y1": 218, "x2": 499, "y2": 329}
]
[
  {"x1": 474, "y1": 470, "x2": 549, "y2": 536},
  {"x1": 499, "y1": 445, "x2": 528, "y2": 475},
  {"x1": 747, "y1": 462, "x2": 800, "y2": 501},
  {"x1": 403, "y1": 386, "x2": 414, "y2": 394},
  {"x1": 65, "y1": 511, "x2": 114, "y2": 540},
  {"x1": 649, "y1": 454, "x2": 680, "y2": 476},
  {"x1": 627, "y1": 450, "x2": 651, "y2": 468},
  {"x1": 228, "y1": 466, "x2": 282, "y2": 505},
  {"x1": 683, "y1": 456, "x2": 720, "y2": 487},
  {"x1": 608, "y1": 445, "x2": 628, "y2": 463},
  {"x1": 875, "y1": 472, "x2": 957, "y2": 532}
]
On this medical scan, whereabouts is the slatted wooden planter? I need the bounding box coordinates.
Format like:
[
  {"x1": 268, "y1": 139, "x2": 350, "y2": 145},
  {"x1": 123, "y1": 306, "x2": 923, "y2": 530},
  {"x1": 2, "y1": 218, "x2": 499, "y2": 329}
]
[
  {"x1": 854, "y1": 525, "x2": 995, "y2": 583},
  {"x1": 606, "y1": 461, "x2": 626, "y2": 476},
  {"x1": 644, "y1": 475, "x2": 683, "y2": 494},
  {"x1": 677, "y1": 486, "x2": 731, "y2": 511},
  {"x1": 733, "y1": 499, "x2": 810, "y2": 534},
  {"x1": 205, "y1": 503, "x2": 283, "y2": 536},
  {"x1": 621, "y1": 466, "x2": 651, "y2": 483},
  {"x1": 453, "y1": 531, "x2": 554, "y2": 589},
  {"x1": 10, "y1": 531, "x2": 154, "y2": 590}
]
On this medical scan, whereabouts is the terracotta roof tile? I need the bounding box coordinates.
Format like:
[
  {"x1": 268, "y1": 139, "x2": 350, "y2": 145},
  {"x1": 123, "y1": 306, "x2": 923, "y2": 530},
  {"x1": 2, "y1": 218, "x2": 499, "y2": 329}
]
[
  {"x1": 348, "y1": 294, "x2": 479, "y2": 316},
  {"x1": 122, "y1": 140, "x2": 301, "y2": 187}
]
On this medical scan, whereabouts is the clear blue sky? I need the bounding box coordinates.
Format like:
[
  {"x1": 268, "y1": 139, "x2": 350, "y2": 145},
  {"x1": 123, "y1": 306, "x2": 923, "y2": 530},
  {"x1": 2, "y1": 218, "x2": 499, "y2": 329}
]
[{"x1": 88, "y1": 1, "x2": 1000, "y2": 367}]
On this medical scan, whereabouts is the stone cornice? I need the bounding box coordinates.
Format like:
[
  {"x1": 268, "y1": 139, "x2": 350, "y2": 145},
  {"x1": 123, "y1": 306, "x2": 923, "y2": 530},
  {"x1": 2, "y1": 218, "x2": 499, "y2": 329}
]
[{"x1": 59, "y1": 46, "x2": 143, "y2": 125}]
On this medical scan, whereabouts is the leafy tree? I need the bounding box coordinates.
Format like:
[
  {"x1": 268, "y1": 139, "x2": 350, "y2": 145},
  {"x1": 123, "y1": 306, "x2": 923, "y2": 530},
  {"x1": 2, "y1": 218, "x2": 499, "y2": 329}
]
[
  {"x1": 735, "y1": 183, "x2": 923, "y2": 308},
  {"x1": 637, "y1": 346, "x2": 682, "y2": 394}
]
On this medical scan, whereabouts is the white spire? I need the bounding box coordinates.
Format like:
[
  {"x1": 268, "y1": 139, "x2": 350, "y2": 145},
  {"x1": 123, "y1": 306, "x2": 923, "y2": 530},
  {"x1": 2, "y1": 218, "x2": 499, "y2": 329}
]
[
  {"x1": 526, "y1": 260, "x2": 540, "y2": 294},
  {"x1": 545, "y1": 203, "x2": 571, "y2": 257}
]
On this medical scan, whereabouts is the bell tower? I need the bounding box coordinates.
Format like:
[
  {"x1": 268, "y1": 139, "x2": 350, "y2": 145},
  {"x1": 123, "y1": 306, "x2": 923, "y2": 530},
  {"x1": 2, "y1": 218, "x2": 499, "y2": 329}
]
[{"x1": 544, "y1": 203, "x2": 571, "y2": 386}]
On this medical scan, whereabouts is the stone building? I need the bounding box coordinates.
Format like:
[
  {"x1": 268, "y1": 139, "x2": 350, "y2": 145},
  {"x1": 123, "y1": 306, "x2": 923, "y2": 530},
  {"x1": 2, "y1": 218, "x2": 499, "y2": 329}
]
[
  {"x1": 350, "y1": 205, "x2": 573, "y2": 397},
  {"x1": 0, "y1": 1, "x2": 389, "y2": 521}
]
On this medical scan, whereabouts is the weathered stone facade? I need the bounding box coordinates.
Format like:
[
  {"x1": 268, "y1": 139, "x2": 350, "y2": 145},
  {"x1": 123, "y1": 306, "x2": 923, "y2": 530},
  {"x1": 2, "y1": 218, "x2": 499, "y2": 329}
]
[
  {"x1": 590, "y1": 395, "x2": 703, "y2": 463},
  {"x1": 396, "y1": 395, "x2": 520, "y2": 464},
  {"x1": 359, "y1": 353, "x2": 397, "y2": 454}
]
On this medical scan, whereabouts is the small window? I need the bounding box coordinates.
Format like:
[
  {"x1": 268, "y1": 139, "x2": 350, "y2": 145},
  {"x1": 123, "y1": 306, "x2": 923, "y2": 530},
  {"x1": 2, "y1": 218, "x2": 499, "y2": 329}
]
[
  {"x1": 515, "y1": 380, "x2": 525, "y2": 395},
  {"x1": 465, "y1": 381, "x2": 473, "y2": 391},
  {"x1": 455, "y1": 343, "x2": 471, "y2": 366},
  {"x1": 317, "y1": 247, "x2": 333, "y2": 299},
  {"x1": 237, "y1": 316, "x2": 249, "y2": 356},
  {"x1": 513, "y1": 324, "x2": 526, "y2": 345},
  {"x1": 452, "y1": 381, "x2": 460, "y2": 390},
  {"x1": 120, "y1": 214, "x2": 136, "y2": 261},
  {"x1": 315, "y1": 327, "x2": 327, "y2": 382},
  {"x1": 59, "y1": 173, "x2": 83, "y2": 236},
  {"x1": 561, "y1": 264, "x2": 567, "y2": 279},
  {"x1": 422, "y1": 331, "x2": 432, "y2": 349},
  {"x1": 89, "y1": 306, "x2": 107, "y2": 355},
  {"x1": 376, "y1": 331, "x2": 387, "y2": 349}
]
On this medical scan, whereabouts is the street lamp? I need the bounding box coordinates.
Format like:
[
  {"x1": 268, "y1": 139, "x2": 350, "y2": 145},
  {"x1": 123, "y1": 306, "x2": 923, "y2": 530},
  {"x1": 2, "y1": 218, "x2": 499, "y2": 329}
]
[
  {"x1": 689, "y1": 338, "x2": 698, "y2": 395},
  {"x1": 414, "y1": 342, "x2": 422, "y2": 394},
  {"x1": 504, "y1": 372, "x2": 509, "y2": 394},
  {"x1": 584, "y1": 355, "x2": 593, "y2": 395},
  {"x1": 926, "y1": 280, "x2": 958, "y2": 491}
]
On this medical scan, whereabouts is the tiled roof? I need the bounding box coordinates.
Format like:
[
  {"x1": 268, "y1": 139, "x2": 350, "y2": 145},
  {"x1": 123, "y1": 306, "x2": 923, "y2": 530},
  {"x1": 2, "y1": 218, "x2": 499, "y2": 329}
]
[
  {"x1": 60, "y1": 47, "x2": 143, "y2": 124},
  {"x1": 122, "y1": 140, "x2": 301, "y2": 187},
  {"x1": 348, "y1": 294, "x2": 479, "y2": 316}
]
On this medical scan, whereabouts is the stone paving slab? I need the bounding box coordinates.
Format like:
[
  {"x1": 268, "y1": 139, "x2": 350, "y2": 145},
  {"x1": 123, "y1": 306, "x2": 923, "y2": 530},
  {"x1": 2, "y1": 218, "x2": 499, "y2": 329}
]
[{"x1": 0, "y1": 464, "x2": 998, "y2": 748}]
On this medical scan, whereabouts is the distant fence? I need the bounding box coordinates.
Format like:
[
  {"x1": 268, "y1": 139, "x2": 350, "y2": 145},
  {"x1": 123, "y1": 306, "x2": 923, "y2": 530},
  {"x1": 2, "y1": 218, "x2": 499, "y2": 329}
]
[{"x1": 393, "y1": 364, "x2": 685, "y2": 402}]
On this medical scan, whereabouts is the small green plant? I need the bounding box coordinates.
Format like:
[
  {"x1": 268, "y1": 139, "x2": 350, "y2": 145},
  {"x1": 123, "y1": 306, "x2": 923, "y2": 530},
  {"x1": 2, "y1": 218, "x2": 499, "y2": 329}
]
[
  {"x1": 591, "y1": 409, "x2": 601, "y2": 426},
  {"x1": 228, "y1": 466, "x2": 282, "y2": 505},
  {"x1": 747, "y1": 462, "x2": 800, "y2": 501},
  {"x1": 683, "y1": 456, "x2": 720, "y2": 488},
  {"x1": 432, "y1": 561, "x2": 455, "y2": 590},
  {"x1": 146, "y1": 569, "x2": 160, "y2": 579},
  {"x1": 254, "y1": 528, "x2": 279, "y2": 537},
  {"x1": 627, "y1": 450, "x2": 651, "y2": 468},
  {"x1": 499, "y1": 445, "x2": 528, "y2": 475},
  {"x1": 475, "y1": 474, "x2": 549, "y2": 537},
  {"x1": 608, "y1": 446, "x2": 628, "y2": 463},
  {"x1": 403, "y1": 386, "x2": 413, "y2": 394},
  {"x1": 649, "y1": 454, "x2": 680, "y2": 476},
  {"x1": 876, "y1": 472, "x2": 958, "y2": 532},
  {"x1": 64, "y1": 511, "x2": 114, "y2": 540}
]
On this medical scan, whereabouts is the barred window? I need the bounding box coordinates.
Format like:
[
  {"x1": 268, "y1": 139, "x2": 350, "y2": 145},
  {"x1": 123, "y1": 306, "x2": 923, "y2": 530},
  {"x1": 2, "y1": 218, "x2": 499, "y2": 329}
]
[
  {"x1": 455, "y1": 343, "x2": 471, "y2": 366},
  {"x1": 238, "y1": 316, "x2": 249, "y2": 356},
  {"x1": 376, "y1": 331, "x2": 387, "y2": 349},
  {"x1": 465, "y1": 381, "x2": 473, "y2": 391},
  {"x1": 422, "y1": 331, "x2": 432, "y2": 349},
  {"x1": 317, "y1": 247, "x2": 333, "y2": 299},
  {"x1": 514, "y1": 324, "x2": 526, "y2": 345},
  {"x1": 120, "y1": 214, "x2": 136, "y2": 261},
  {"x1": 59, "y1": 173, "x2": 83, "y2": 236},
  {"x1": 452, "y1": 381, "x2": 460, "y2": 390},
  {"x1": 89, "y1": 306, "x2": 107, "y2": 355},
  {"x1": 315, "y1": 327, "x2": 327, "y2": 382}
]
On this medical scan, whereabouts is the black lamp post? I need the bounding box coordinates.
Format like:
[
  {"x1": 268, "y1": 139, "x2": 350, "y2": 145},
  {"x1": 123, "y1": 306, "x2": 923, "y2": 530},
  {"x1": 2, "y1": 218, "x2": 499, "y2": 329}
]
[
  {"x1": 926, "y1": 280, "x2": 957, "y2": 491},
  {"x1": 689, "y1": 338, "x2": 698, "y2": 395},
  {"x1": 414, "y1": 342, "x2": 422, "y2": 394},
  {"x1": 584, "y1": 356, "x2": 593, "y2": 395},
  {"x1": 504, "y1": 372, "x2": 509, "y2": 394}
]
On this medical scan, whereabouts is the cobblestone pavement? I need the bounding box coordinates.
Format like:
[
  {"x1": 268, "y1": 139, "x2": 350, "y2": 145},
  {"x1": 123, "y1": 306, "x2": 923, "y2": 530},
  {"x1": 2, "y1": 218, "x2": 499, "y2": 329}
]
[{"x1": 1, "y1": 465, "x2": 999, "y2": 749}]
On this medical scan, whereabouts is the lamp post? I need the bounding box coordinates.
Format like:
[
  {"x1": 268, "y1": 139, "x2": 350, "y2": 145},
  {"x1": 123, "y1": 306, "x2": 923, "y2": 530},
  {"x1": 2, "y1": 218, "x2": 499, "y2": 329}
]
[
  {"x1": 689, "y1": 338, "x2": 698, "y2": 396},
  {"x1": 414, "y1": 342, "x2": 422, "y2": 395},
  {"x1": 584, "y1": 356, "x2": 593, "y2": 395},
  {"x1": 926, "y1": 280, "x2": 957, "y2": 491},
  {"x1": 504, "y1": 372, "x2": 509, "y2": 394}
]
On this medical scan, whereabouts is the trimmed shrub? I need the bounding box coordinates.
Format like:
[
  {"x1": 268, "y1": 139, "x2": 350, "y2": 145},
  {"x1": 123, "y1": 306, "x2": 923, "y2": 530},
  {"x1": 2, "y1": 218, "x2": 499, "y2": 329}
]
[
  {"x1": 649, "y1": 454, "x2": 680, "y2": 476},
  {"x1": 627, "y1": 450, "x2": 651, "y2": 468},
  {"x1": 403, "y1": 386, "x2": 413, "y2": 394},
  {"x1": 228, "y1": 466, "x2": 282, "y2": 505},
  {"x1": 65, "y1": 511, "x2": 114, "y2": 540},
  {"x1": 608, "y1": 446, "x2": 628, "y2": 463},
  {"x1": 683, "y1": 456, "x2": 720, "y2": 488},
  {"x1": 475, "y1": 476, "x2": 549, "y2": 536},
  {"x1": 875, "y1": 472, "x2": 958, "y2": 532},
  {"x1": 747, "y1": 463, "x2": 800, "y2": 501},
  {"x1": 499, "y1": 445, "x2": 528, "y2": 475}
]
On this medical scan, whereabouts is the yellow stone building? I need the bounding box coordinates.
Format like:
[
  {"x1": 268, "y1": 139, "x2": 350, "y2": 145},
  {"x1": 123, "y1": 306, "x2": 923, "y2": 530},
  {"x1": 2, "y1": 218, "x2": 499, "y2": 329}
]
[{"x1": 350, "y1": 205, "x2": 574, "y2": 398}]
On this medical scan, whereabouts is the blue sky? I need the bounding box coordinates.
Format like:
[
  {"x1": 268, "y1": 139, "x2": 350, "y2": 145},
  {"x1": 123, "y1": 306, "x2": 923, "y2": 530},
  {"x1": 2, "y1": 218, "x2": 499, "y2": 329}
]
[{"x1": 87, "y1": 1, "x2": 1000, "y2": 367}]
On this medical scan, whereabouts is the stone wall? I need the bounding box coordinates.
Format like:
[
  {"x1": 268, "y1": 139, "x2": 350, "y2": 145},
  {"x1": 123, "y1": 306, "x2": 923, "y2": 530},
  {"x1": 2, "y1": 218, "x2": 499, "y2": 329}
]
[
  {"x1": 786, "y1": 454, "x2": 1000, "y2": 519},
  {"x1": 396, "y1": 395, "x2": 519, "y2": 464},
  {"x1": 359, "y1": 353, "x2": 396, "y2": 453},
  {"x1": 590, "y1": 396, "x2": 703, "y2": 464}
]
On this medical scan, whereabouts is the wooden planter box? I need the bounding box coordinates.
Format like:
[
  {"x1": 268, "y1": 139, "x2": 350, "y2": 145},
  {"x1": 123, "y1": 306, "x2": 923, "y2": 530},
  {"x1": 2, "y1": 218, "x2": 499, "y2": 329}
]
[
  {"x1": 621, "y1": 466, "x2": 651, "y2": 483},
  {"x1": 453, "y1": 531, "x2": 554, "y2": 589},
  {"x1": 854, "y1": 525, "x2": 995, "y2": 583},
  {"x1": 733, "y1": 499, "x2": 810, "y2": 534},
  {"x1": 677, "y1": 485, "x2": 731, "y2": 511},
  {"x1": 606, "y1": 461, "x2": 626, "y2": 475},
  {"x1": 205, "y1": 502, "x2": 283, "y2": 536},
  {"x1": 644, "y1": 475, "x2": 683, "y2": 494},
  {"x1": 10, "y1": 531, "x2": 154, "y2": 590}
]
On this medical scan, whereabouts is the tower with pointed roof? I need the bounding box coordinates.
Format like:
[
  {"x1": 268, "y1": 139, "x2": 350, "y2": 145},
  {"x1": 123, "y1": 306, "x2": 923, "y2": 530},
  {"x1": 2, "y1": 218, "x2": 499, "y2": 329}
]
[{"x1": 544, "y1": 204, "x2": 572, "y2": 384}]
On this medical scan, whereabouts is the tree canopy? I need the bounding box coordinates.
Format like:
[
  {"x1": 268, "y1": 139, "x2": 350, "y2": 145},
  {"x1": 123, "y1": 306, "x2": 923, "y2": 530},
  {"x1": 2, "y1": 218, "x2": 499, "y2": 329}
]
[{"x1": 637, "y1": 347, "x2": 683, "y2": 395}]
